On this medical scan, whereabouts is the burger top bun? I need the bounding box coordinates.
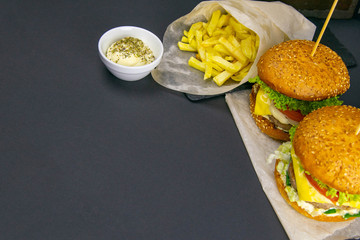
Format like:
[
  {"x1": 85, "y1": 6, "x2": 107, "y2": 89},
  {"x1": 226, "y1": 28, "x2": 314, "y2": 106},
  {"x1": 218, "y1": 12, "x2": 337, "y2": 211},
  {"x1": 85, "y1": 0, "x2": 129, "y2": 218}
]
[
  {"x1": 293, "y1": 105, "x2": 360, "y2": 195},
  {"x1": 257, "y1": 40, "x2": 350, "y2": 101}
]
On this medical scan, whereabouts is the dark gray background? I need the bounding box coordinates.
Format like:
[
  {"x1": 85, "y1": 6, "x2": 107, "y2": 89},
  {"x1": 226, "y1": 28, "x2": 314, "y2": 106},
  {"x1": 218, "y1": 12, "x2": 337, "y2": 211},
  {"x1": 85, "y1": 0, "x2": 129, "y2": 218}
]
[{"x1": 1, "y1": 1, "x2": 359, "y2": 239}]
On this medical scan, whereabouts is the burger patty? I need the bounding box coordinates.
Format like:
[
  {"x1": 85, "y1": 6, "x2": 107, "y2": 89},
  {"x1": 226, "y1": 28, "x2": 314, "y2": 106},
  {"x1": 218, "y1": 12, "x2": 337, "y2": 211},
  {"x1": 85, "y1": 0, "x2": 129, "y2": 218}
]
[
  {"x1": 268, "y1": 115, "x2": 292, "y2": 131},
  {"x1": 309, "y1": 202, "x2": 354, "y2": 210},
  {"x1": 287, "y1": 162, "x2": 355, "y2": 211}
]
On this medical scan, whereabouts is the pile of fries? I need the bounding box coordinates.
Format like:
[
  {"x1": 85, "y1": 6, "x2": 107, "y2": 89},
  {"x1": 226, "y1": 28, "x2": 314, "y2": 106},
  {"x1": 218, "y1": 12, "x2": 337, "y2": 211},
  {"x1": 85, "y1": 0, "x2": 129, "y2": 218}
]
[{"x1": 178, "y1": 10, "x2": 259, "y2": 86}]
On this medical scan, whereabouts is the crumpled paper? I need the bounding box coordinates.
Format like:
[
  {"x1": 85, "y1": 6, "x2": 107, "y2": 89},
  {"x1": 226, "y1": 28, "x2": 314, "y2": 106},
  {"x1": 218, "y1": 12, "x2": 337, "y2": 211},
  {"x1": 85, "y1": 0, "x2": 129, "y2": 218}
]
[
  {"x1": 152, "y1": 0, "x2": 316, "y2": 95},
  {"x1": 225, "y1": 90, "x2": 360, "y2": 240}
]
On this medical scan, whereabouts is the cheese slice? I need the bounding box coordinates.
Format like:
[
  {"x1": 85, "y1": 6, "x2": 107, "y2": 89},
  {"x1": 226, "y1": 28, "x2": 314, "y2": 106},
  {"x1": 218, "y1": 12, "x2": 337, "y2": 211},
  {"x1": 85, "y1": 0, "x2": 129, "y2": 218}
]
[
  {"x1": 254, "y1": 87, "x2": 271, "y2": 115},
  {"x1": 291, "y1": 148, "x2": 360, "y2": 209},
  {"x1": 254, "y1": 87, "x2": 296, "y2": 126},
  {"x1": 291, "y1": 148, "x2": 333, "y2": 204},
  {"x1": 346, "y1": 199, "x2": 360, "y2": 208}
]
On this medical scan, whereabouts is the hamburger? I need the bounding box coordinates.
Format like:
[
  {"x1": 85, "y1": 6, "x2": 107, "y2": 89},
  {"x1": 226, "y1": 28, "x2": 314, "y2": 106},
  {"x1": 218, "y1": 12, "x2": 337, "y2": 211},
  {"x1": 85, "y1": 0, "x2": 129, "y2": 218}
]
[
  {"x1": 249, "y1": 40, "x2": 350, "y2": 141},
  {"x1": 270, "y1": 105, "x2": 360, "y2": 221}
]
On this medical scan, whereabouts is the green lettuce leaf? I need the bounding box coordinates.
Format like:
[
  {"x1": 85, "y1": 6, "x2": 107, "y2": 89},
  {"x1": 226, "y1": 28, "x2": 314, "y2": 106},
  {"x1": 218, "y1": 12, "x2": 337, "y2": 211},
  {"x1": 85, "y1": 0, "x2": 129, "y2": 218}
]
[
  {"x1": 338, "y1": 192, "x2": 360, "y2": 206},
  {"x1": 306, "y1": 173, "x2": 360, "y2": 206},
  {"x1": 344, "y1": 212, "x2": 360, "y2": 219},
  {"x1": 249, "y1": 76, "x2": 343, "y2": 115},
  {"x1": 289, "y1": 125, "x2": 297, "y2": 141}
]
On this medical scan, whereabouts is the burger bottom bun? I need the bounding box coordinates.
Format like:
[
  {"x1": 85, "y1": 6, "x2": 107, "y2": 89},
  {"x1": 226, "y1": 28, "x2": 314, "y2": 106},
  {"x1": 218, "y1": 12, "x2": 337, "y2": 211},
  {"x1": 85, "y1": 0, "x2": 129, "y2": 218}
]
[
  {"x1": 250, "y1": 85, "x2": 290, "y2": 141},
  {"x1": 274, "y1": 159, "x2": 354, "y2": 222}
]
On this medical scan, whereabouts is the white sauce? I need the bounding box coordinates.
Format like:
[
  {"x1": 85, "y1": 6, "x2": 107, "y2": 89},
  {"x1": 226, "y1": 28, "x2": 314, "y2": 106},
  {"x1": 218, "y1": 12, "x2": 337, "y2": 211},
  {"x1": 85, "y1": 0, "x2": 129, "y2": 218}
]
[{"x1": 106, "y1": 37, "x2": 155, "y2": 66}]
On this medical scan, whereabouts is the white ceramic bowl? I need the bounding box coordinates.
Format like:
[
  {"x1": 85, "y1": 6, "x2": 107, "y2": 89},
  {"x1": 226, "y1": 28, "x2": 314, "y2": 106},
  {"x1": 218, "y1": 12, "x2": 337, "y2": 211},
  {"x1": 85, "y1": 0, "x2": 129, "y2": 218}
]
[{"x1": 98, "y1": 26, "x2": 164, "y2": 81}]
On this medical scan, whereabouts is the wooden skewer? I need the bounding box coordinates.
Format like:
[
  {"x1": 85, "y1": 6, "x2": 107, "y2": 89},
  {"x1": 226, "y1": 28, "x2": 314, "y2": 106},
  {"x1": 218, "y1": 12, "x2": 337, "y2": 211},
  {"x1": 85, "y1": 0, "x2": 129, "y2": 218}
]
[
  {"x1": 311, "y1": 0, "x2": 339, "y2": 57},
  {"x1": 356, "y1": 124, "x2": 360, "y2": 136}
]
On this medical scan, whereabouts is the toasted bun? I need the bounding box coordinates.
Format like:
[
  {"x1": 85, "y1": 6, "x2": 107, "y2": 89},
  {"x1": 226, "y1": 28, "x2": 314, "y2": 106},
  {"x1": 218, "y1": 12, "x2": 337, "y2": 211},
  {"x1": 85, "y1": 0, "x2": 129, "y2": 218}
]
[
  {"x1": 249, "y1": 85, "x2": 290, "y2": 141},
  {"x1": 257, "y1": 40, "x2": 350, "y2": 101},
  {"x1": 293, "y1": 105, "x2": 360, "y2": 194},
  {"x1": 274, "y1": 159, "x2": 354, "y2": 222}
]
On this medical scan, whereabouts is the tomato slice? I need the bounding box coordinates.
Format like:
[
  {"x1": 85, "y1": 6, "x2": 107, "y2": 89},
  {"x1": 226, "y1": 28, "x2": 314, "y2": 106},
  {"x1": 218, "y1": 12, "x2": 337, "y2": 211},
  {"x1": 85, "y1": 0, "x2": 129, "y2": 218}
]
[
  {"x1": 305, "y1": 173, "x2": 339, "y2": 203},
  {"x1": 279, "y1": 109, "x2": 305, "y2": 122}
]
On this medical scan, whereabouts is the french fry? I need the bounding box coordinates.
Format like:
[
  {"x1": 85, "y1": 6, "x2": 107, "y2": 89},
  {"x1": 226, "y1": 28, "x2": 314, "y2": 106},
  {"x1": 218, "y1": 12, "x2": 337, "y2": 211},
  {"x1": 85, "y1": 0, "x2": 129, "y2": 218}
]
[
  {"x1": 217, "y1": 14, "x2": 230, "y2": 28},
  {"x1": 178, "y1": 42, "x2": 197, "y2": 52},
  {"x1": 212, "y1": 29, "x2": 228, "y2": 37},
  {"x1": 208, "y1": 55, "x2": 241, "y2": 73},
  {"x1": 207, "y1": 10, "x2": 221, "y2": 36},
  {"x1": 188, "y1": 22, "x2": 203, "y2": 43},
  {"x1": 205, "y1": 50, "x2": 222, "y2": 71},
  {"x1": 195, "y1": 30, "x2": 206, "y2": 61},
  {"x1": 189, "y1": 38, "x2": 197, "y2": 49},
  {"x1": 241, "y1": 36, "x2": 254, "y2": 60},
  {"x1": 178, "y1": 10, "x2": 259, "y2": 86},
  {"x1": 201, "y1": 36, "x2": 220, "y2": 48},
  {"x1": 224, "y1": 25, "x2": 235, "y2": 35},
  {"x1": 202, "y1": 22, "x2": 208, "y2": 31},
  {"x1": 197, "y1": 46, "x2": 206, "y2": 62},
  {"x1": 204, "y1": 62, "x2": 213, "y2": 80},
  {"x1": 236, "y1": 32, "x2": 251, "y2": 40},
  {"x1": 228, "y1": 34, "x2": 241, "y2": 48},
  {"x1": 229, "y1": 17, "x2": 248, "y2": 34},
  {"x1": 213, "y1": 70, "x2": 233, "y2": 86},
  {"x1": 203, "y1": 34, "x2": 210, "y2": 41},
  {"x1": 195, "y1": 29, "x2": 204, "y2": 45},
  {"x1": 189, "y1": 56, "x2": 220, "y2": 78},
  {"x1": 188, "y1": 56, "x2": 206, "y2": 72},
  {"x1": 224, "y1": 56, "x2": 235, "y2": 61},
  {"x1": 206, "y1": 61, "x2": 223, "y2": 72},
  {"x1": 231, "y1": 62, "x2": 252, "y2": 82},
  {"x1": 218, "y1": 37, "x2": 248, "y2": 64},
  {"x1": 213, "y1": 44, "x2": 231, "y2": 56},
  {"x1": 181, "y1": 36, "x2": 189, "y2": 43},
  {"x1": 204, "y1": 46, "x2": 220, "y2": 56}
]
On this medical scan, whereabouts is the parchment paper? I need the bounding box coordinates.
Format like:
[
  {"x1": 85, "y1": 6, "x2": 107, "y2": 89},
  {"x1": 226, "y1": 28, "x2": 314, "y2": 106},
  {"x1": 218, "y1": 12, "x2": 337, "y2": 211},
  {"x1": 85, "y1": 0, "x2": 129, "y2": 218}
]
[
  {"x1": 152, "y1": 0, "x2": 316, "y2": 95},
  {"x1": 225, "y1": 90, "x2": 360, "y2": 240}
]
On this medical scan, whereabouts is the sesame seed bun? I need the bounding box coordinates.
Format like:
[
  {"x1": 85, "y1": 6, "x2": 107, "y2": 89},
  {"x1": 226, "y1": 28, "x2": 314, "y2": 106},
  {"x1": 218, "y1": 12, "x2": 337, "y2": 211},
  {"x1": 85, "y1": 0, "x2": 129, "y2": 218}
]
[
  {"x1": 293, "y1": 105, "x2": 360, "y2": 194},
  {"x1": 274, "y1": 159, "x2": 354, "y2": 222},
  {"x1": 250, "y1": 84, "x2": 290, "y2": 141},
  {"x1": 257, "y1": 40, "x2": 350, "y2": 101}
]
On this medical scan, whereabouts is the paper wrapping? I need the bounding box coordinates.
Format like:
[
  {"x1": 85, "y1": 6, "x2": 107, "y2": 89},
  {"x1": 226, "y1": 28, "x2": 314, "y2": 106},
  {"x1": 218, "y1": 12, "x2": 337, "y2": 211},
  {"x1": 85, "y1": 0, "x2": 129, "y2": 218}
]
[
  {"x1": 225, "y1": 90, "x2": 360, "y2": 240},
  {"x1": 152, "y1": 0, "x2": 316, "y2": 95}
]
